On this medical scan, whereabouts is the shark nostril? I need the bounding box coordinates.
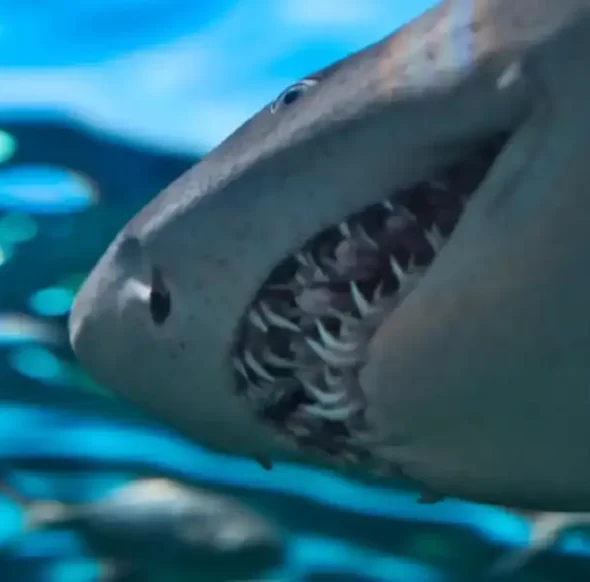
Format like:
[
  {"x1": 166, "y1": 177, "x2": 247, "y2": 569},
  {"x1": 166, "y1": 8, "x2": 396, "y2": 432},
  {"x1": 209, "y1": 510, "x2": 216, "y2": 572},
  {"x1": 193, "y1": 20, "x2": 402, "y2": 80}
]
[{"x1": 149, "y1": 266, "x2": 171, "y2": 325}]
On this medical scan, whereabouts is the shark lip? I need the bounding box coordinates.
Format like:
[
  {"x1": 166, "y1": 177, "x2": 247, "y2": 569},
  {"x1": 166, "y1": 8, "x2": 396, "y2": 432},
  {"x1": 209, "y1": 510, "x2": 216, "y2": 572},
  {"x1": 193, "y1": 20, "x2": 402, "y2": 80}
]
[{"x1": 231, "y1": 132, "x2": 510, "y2": 469}]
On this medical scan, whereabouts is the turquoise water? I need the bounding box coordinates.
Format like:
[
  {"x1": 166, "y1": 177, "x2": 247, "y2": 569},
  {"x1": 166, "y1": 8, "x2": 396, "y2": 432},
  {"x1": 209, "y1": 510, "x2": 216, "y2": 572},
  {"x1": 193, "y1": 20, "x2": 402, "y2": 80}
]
[{"x1": 0, "y1": 1, "x2": 589, "y2": 580}]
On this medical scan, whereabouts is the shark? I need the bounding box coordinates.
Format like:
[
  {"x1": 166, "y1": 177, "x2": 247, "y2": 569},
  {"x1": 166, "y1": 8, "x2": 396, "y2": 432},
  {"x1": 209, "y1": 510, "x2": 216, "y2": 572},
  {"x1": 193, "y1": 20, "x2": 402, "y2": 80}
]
[{"x1": 69, "y1": 0, "x2": 590, "y2": 513}]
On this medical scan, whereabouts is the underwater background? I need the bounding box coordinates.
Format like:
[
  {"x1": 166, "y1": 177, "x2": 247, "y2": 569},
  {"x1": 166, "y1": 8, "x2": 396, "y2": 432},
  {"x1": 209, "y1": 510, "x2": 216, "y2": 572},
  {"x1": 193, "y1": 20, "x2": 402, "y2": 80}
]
[{"x1": 0, "y1": 0, "x2": 590, "y2": 580}]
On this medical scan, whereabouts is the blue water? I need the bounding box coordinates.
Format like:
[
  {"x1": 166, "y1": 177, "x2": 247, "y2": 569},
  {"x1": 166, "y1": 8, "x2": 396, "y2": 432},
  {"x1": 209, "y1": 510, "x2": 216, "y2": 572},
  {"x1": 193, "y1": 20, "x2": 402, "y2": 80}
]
[{"x1": 0, "y1": 1, "x2": 588, "y2": 581}]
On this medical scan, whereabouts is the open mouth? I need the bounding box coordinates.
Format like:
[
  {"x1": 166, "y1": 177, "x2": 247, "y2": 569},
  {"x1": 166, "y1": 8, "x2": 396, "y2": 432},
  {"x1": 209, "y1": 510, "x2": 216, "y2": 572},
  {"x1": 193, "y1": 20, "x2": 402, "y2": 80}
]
[{"x1": 232, "y1": 133, "x2": 509, "y2": 469}]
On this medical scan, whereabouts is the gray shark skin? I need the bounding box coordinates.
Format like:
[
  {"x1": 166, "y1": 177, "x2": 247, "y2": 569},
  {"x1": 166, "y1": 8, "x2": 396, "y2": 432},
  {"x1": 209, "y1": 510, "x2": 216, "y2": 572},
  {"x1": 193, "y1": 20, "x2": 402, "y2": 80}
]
[{"x1": 69, "y1": 0, "x2": 590, "y2": 512}]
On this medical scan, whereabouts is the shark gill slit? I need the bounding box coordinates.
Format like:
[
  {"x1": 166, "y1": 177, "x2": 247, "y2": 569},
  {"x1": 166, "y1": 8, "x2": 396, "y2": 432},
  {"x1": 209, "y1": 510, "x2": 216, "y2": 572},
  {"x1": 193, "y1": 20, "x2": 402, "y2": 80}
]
[{"x1": 231, "y1": 133, "x2": 509, "y2": 474}]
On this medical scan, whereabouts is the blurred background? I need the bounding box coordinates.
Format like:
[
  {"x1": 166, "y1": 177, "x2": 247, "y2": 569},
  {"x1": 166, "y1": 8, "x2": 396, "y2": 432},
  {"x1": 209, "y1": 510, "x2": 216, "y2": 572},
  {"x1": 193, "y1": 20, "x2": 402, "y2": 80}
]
[{"x1": 1, "y1": 0, "x2": 590, "y2": 580}]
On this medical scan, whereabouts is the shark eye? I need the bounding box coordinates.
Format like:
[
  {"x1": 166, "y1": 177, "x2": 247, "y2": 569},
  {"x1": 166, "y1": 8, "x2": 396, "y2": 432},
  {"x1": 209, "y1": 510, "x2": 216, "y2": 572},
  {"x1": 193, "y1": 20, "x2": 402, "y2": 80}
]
[
  {"x1": 149, "y1": 267, "x2": 171, "y2": 325},
  {"x1": 270, "y1": 79, "x2": 317, "y2": 113}
]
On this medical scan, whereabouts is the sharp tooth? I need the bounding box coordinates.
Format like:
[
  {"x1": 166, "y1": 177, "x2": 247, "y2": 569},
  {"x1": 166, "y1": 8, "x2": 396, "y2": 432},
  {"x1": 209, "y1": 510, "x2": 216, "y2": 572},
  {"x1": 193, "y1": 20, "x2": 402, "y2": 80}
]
[
  {"x1": 295, "y1": 253, "x2": 309, "y2": 267},
  {"x1": 302, "y1": 401, "x2": 360, "y2": 421},
  {"x1": 338, "y1": 222, "x2": 352, "y2": 238},
  {"x1": 262, "y1": 348, "x2": 297, "y2": 368},
  {"x1": 348, "y1": 430, "x2": 377, "y2": 446},
  {"x1": 232, "y1": 356, "x2": 250, "y2": 380},
  {"x1": 304, "y1": 337, "x2": 360, "y2": 368},
  {"x1": 323, "y1": 367, "x2": 341, "y2": 389},
  {"x1": 315, "y1": 319, "x2": 358, "y2": 353},
  {"x1": 424, "y1": 226, "x2": 445, "y2": 252},
  {"x1": 295, "y1": 252, "x2": 310, "y2": 266},
  {"x1": 243, "y1": 350, "x2": 275, "y2": 382},
  {"x1": 300, "y1": 379, "x2": 347, "y2": 406},
  {"x1": 295, "y1": 270, "x2": 311, "y2": 285},
  {"x1": 248, "y1": 309, "x2": 268, "y2": 332},
  {"x1": 400, "y1": 206, "x2": 417, "y2": 222},
  {"x1": 247, "y1": 381, "x2": 267, "y2": 397},
  {"x1": 259, "y1": 301, "x2": 300, "y2": 332},
  {"x1": 312, "y1": 266, "x2": 330, "y2": 282},
  {"x1": 290, "y1": 424, "x2": 310, "y2": 438},
  {"x1": 372, "y1": 282, "x2": 383, "y2": 303},
  {"x1": 350, "y1": 281, "x2": 373, "y2": 317},
  {"x1": 381, "y1": 200, "x2": 395, "y2": 211},
  {"x1": 388, "y1": 255, "x2": 405, "y2": 281}
]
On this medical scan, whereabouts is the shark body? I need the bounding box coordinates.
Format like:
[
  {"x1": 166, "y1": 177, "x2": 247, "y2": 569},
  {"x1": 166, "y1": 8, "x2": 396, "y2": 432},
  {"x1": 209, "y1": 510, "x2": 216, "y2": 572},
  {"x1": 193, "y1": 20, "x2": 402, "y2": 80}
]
[{"x1": 69, "y1": 0, "x2": 590, "y2": 512}]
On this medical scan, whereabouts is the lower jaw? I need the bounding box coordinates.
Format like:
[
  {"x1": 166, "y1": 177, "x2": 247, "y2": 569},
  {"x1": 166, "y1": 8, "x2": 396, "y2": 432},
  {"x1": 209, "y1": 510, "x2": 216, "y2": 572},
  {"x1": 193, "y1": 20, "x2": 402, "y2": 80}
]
[{"x1": 231, "y1": 133, "x2": 510, "y2": 472}]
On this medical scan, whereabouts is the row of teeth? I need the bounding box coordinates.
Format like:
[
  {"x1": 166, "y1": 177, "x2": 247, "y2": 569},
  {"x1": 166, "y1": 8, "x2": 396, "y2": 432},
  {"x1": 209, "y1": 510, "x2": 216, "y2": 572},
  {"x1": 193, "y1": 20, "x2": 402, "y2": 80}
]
[
  {"x1": 231, "y1": 136, "x2": 507, "y2": 467},
  {"x1": 231, "y1": 191, "x2": 461, "y2": 461}
]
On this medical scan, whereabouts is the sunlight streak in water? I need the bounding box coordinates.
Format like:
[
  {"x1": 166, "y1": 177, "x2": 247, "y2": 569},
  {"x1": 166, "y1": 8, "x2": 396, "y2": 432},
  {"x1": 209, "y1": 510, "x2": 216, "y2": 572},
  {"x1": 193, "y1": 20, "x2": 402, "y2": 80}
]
[{"x1": 0, "y1": 165, "x2": 96, "y2": 214}]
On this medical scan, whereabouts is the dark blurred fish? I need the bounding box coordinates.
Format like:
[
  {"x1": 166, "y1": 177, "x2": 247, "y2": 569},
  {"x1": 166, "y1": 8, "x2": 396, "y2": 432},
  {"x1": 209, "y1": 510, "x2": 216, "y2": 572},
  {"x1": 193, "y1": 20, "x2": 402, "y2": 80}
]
[
  {"x1": 2, "y1": 477, "x2": 285, "y2": 581},
  {"x1": 489, "y1": 510, "x2": 590, "y2": 578}
]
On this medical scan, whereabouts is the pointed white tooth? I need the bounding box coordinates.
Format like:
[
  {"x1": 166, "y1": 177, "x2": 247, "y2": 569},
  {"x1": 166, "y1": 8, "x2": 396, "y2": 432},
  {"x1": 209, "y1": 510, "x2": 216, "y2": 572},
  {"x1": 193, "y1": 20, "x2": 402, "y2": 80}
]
[
  {"x1": 295, "y1": 252, "x2": 311, "y2": 266},
  {"x1": 290, "y1": 424, "x2": 310, "y2": 438},
  {"x1": 381, "y1": 200, "x2": 395, "y2": 211},
  {"x1": 338, "y1": 222, "x2": 352, "y2": 238},
  {"x1": 300, "y1": 380, "x2": 347, "y2": 406},
  {"x1": 315, "y1": 319, "x2": 358, "y2": 352},
  {"x1": 247, "y1": 381, "x2": 267, "y2": 397},
  {"x1": 302, "y1": 401, "x2": 360, "y2": 421},
  {"x1": 244, "y1": 379, "x2": 272, "y2": 402},
  {"x1": 372, "y1": 282, "x2": 383, "y2": 303},
  {"x1": 304, "y1": 337, "x2": 360, "y2": 368},
  {"x1": 424, "y1": 226, "x2": 445, "y2": 252},
  {"x1": 248, "y1": 309, "x2": 269, "y2": 332},
  {"x1": 312, "y1": 266, "x2": 330, "y2": 282},
  {"x1": 243, "y1": 350, "x2": 275, "y2": 382},
  {"x1": 259, "y1": 301, "x2": 300, "y2": 332},
  {"x1": 400, "y1": 206, "x2": 417, "y2": 222},
  {"x1": 295, "y1": 271, "x2": 310, "y2": 286},
  {"x1": 350, "y1": 281, "x2": 373, "y2": 317},
  {"x1": 323, "y1": 367, "x2": 341, "y2": 389},
  {"x1": 348, "y1": 430, "x2": 377, "y2": 446},
  {"x1": 388, "y1": 255, "x2": 406, "y2": 281},
  {"x1": 232, "y1": 356, "x2": 250, "y2": 380},
  {"x1": 262, "y1": 348, "x2": 297, "y2": 368}
]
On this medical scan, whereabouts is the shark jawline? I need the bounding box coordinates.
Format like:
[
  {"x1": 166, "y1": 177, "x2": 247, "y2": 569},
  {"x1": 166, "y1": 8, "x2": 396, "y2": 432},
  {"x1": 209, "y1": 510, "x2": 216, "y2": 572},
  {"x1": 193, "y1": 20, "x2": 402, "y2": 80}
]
[{"x1": 230, "y1": 132, "x2": 511, "y2": 472}]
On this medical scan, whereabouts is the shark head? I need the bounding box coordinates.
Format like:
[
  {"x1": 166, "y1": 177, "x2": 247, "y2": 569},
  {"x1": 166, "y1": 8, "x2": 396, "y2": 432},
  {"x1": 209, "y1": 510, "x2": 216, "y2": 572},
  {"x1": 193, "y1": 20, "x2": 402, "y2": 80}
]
[{"x1": 70, "y1": 0, "x2": 590, "y2": 511}]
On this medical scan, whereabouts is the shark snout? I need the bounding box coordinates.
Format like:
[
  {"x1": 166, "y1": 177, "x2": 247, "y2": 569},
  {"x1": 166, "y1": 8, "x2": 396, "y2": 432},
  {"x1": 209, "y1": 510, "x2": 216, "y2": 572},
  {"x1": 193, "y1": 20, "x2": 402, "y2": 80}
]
[
  {"x1": 69, "y1": 234, "x2": 148, "y2": 389},
  {"x1": 68, "y1": 269, "x2": 112, "y2": 386}
]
